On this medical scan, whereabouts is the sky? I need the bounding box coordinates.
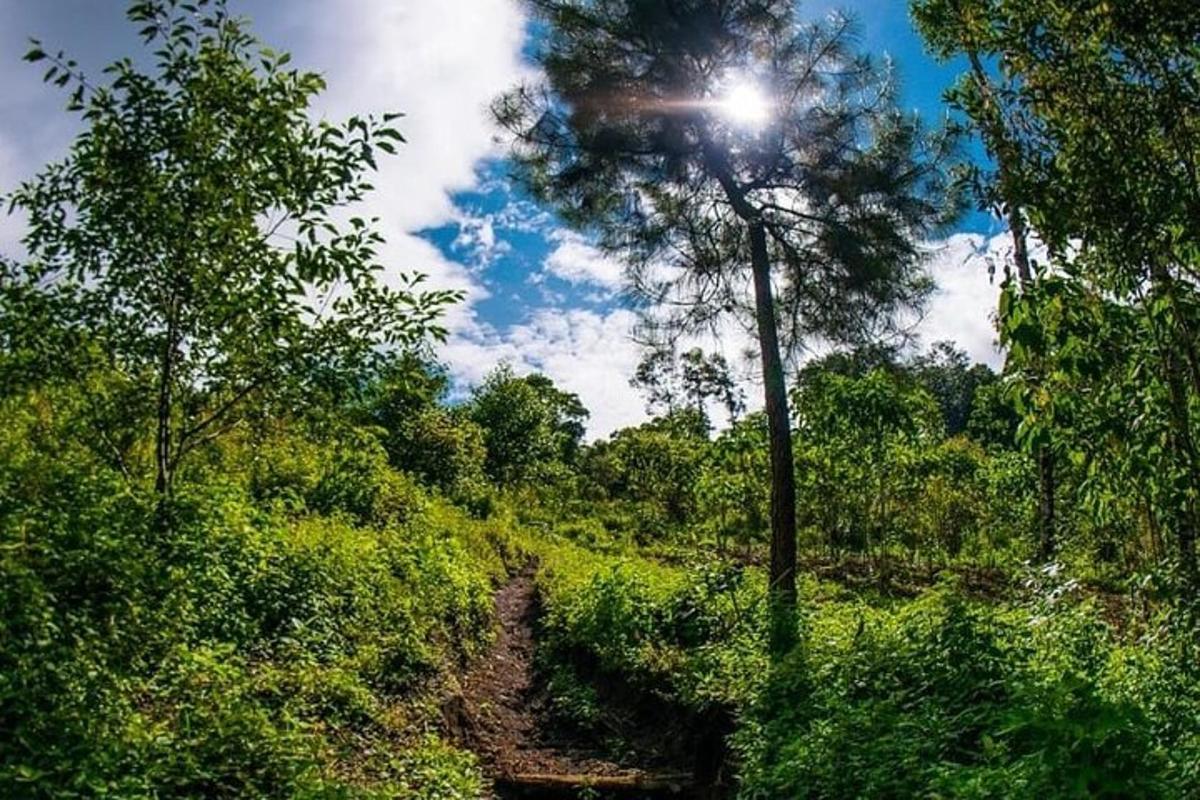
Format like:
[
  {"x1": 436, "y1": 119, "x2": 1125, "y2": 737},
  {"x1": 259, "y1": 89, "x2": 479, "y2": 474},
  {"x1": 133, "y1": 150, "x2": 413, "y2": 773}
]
[{"x1": 0, "y1": 1, "x2": 1014, "y2": 438}]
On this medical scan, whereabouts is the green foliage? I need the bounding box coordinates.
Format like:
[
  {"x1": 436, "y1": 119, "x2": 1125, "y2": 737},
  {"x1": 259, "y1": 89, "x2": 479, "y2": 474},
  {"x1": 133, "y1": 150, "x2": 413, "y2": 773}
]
[
  {"x1": 535, "y1": 541, "x2": 768, "y2": 710},
  {"x1": 383, "y1": 408, "x2": 489, "y2": 502},
  {"x1": 794, "y1": 368, "x2": 941, "y2": 554},
  {"x1": 499, "y1": 0, "x2": 963, "y2": 636},
  {"x1": 631, "y1": 345, "x2": 745, "y2": 429},
  {"x1": 532, "y1": 539, "x2": 1199, "y2": 799},
  {"x1": 696, "y1": 414, "x2": 770, "y2": 553},
  {"x1": 912, "y1": 341, "x2": 1000, "y2": 435},
  {"x1": 347, "y1": 356, "x2": 487, "y2": 500},
  {"x1": 999, "y1": 275, "x2": 1197, "y2": 576},
  {"x1": 466, "y1": 365, "x2": 589, "y2": 485},
  {"x1": 208, "y1": 423, "x2": 429, "y2": 527},
  {"x1": 913, "y1": 0, "x2": 1200, "y2": 582},
  {"x1": 3, "y1": 3, "x2": 1199, "y2": 798},
  {"x1": 496, "y1": 0, "x2": 960, "y2": 356},
  {"x1": 0, "y1": 383, "x2": 508, "y2": 798},
  {"x1": 544, "y1": 662, "x2": 603, "y2": 732},
  {"x1": 738, "y1": 584, "x2": 1177, "y2": 799},
  {"x1": 967, "y1": 378, "x2": 1021, "y2": 449},
  {"x1": 580, "y1": 414, "x2": 708, "y2": 536},
  {"x1": 1, "y1": 0, "x2": 459, "y2": 496}
]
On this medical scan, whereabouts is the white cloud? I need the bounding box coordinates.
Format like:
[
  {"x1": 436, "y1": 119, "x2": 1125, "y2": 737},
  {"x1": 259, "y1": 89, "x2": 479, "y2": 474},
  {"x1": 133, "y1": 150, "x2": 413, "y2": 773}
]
[
  {"x1": 241, "y1": 1, "x2": 533, "y2": 339},
  {"x1": 0, "y1": 134, "x2": 13, "y2": 186},
  {"x1": 300, "y1": 0, "x2": 530, "y2": 230},
  {"x1": 0, "y1": 134, "x2": 26, "y2": 258},
  {"x1": 490, "y1": 192, "x2": 555, "y2": 233},
  {"x1": 913, "y1": 232, "x2": 1009, "y2": 368},
  {"x1": 0, "y1": 0, "x2": 533, "y2": 317},
  {"x1": 451, "y1": 211, "x2": 513, "y2": 268},
  {"x1": 280, "y1": 0, "x2": 531, "y2": 311},
  {"x1": 440, "y1": 229, "x2": 1015, "y2": 441},
  {"x1": 0, "y1": 2, "x2": 1018, "y2": 440},
  {"x1": 444, "y1": 303, "x2": 765, "y2": 439},
  {"x1": 458, "y1": 216, "x2": 496, "y2": 254},
  {"x1": 444, "y1": 308, "x2": 648, "y2": 438},
  {"x1": 544, "y1": 230, "x2": 626, "y2": 290}
]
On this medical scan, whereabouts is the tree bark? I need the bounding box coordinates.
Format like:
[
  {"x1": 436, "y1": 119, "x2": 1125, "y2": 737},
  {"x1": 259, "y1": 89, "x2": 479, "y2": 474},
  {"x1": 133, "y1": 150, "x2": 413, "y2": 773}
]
[
  {"x1": 749, "y1": 218, "x2": 798, "y2": 655},
  {"x1": 705, "y1": 143, "x2": 798, "y2": 654},
  {"x1": 1010, "y1": 206, "x2": 1058, "y2": 563},
  {"x1": 1037, "y1": 448, "x2": 1056, "y2": 561},
  {"x1": 155, "y1": 306, "x2": 179, "y2": 523},
  {"x1": 966, "y1": 46, "x2": 1059, "y2": 562},
  {"x1": 1148, "y1": 268, "x2": 1200, "y2": 585},
  {"x1": 155, "y1": 326, "x2": 175, "y2": 499},
  {"x1": 1161, "y1": 353, "x2": 1199, "y2": 583}
]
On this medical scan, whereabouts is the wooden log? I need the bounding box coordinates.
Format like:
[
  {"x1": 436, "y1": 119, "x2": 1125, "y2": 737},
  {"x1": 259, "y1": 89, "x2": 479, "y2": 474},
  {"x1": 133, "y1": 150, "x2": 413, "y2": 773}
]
[{"x1": 495, "y1": 771, "x2": 694, "y2": 797}]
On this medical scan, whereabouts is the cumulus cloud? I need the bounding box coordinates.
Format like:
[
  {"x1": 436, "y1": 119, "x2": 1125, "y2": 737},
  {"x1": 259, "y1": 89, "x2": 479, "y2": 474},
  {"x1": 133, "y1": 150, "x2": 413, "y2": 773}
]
[
  {"x1": 289, "y1": 1, "x2": 530, "y2": 229},
  {"x1": 0, "y1": 0, "x2": 530, "y2": 318},
  {"x1": 0, "y1": 134, "x2": 13, "y2": 185},
  {"x1": 450, "y1": 209, "x2": 524, "y2": 270},
  {"x1": 0, "y1": 1, "x2": 1017, "y2": 440},
  {"x1": 444, "y1": 308, "x2": 649, "y2": 438},
  {"x1": 443, "y1": 229, "x2": 1014, "y2": 440},
  {"x1": 0, "y1": 134, "x2": 27, "y2": 258},
  {"x1": 543, "y1": 230, "x2": 626, "y2": 290},
  {"x1": 444, "y1": 301, "x2": 764, "y2": 439},
  {"x1": 275, "y1": 0, "x2": 531, "y2": 317},
  {"x1": 913, "y1": 232, "x2": 1010, "y2": 368}
]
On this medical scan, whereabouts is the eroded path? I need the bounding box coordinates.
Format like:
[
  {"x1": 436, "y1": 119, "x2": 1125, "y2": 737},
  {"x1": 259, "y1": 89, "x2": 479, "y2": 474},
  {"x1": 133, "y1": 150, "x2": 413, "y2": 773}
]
[{"x1": 449, "y1": 566, "x2": 695, "y2": 798}]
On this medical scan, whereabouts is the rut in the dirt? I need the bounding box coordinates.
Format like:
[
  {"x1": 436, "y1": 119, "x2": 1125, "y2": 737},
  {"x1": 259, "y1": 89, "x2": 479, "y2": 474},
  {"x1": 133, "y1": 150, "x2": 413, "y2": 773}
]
[{"x1": 446, "y1": 566, "x2": 709, "y2": 799}]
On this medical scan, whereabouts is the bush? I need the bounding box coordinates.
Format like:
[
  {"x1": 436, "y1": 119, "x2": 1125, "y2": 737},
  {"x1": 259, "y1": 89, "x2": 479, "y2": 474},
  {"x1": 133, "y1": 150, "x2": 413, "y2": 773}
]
[
  {"x1": 240, "y1": 425, "x2": 427, "y2": 526},
  {"x1": 737, "y1": 584, "x2": 1172, "y2": 799},
  {"x1": 384, "y1": 406, "x2": 490, "y2": 502},
  {"x1": 0, "y1": 388, "x2": 506, "y2": 798},
  {"x1": 535, "y1": 542, "x2": 767, "y2": 710}
]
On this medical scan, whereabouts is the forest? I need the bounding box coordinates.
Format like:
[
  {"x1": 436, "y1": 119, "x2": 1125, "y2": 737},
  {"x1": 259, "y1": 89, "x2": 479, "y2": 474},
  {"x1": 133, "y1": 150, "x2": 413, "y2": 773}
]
[{"x1": 2, "y1": 1, "x2": 1199, "y2": 798}]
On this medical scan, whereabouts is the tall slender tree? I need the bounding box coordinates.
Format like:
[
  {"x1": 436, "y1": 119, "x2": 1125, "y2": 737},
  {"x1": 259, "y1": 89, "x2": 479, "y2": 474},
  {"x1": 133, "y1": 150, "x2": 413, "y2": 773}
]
[
  {"x1": 495, "y1": 0, "x2": 959, "y2": 651},
  {"x1": 908, "y1": 11, "x2": 1060, "y2": 559},
  {"x1": 631, "y1": 344, "x2": 745, "y2": 427}
]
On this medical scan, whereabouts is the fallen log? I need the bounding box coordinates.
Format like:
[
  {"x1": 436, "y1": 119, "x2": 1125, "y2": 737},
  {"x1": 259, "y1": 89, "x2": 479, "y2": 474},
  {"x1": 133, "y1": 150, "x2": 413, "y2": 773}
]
[{"x1": 495, "y1": 771, "x2": 694, "y2": 797}]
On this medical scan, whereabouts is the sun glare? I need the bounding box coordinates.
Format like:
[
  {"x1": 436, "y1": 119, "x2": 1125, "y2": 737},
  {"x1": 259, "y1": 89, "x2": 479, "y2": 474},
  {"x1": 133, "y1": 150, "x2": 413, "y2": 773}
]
[{"x1": 718, "y1": 80, "x2": 771, "y2": 128}]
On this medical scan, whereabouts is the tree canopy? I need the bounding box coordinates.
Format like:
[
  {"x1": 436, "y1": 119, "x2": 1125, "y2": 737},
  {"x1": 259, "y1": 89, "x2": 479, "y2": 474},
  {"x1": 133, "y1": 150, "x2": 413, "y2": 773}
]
[{"x1": 2, "y1": 0, "x2": 459, "y2": 500}]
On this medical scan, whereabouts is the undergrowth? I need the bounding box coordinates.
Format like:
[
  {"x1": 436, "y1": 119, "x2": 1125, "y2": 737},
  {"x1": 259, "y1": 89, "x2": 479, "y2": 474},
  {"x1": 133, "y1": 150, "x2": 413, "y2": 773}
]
[
  {"x1": 531, "y1": 532, "x2": 1200, "y2": 799},
  {"x1": 0, "y1": 388, "x2": 523, "y2": 798}
]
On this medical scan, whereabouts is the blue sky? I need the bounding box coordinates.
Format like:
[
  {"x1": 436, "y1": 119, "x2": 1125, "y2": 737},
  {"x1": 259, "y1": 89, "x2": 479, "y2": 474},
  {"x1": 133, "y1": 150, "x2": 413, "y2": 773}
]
[{"x1": 0, "y1": 1, "x2": 1009, "y2": 437}]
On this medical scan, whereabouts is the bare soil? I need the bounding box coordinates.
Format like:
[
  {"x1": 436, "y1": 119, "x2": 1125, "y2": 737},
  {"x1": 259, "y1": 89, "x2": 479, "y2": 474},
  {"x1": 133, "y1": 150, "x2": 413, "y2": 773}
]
[{"x1": 445, "y1": 566, "x2": 700, "y2": 798}]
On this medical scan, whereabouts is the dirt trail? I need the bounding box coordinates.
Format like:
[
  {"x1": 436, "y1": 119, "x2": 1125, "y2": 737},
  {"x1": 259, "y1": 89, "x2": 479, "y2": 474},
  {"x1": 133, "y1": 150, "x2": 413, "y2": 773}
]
[{"x1": 448, "y1": 566, "x2": 696, "y2": 798}]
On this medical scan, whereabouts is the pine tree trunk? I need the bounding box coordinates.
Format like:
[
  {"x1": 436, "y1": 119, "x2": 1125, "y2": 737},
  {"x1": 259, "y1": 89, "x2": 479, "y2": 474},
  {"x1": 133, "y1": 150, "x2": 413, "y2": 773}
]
[
  {"x1": 749, "y1": 219, "x2": 798, "y2": 655},
  {"x1": 706, "y1": 145, "x2": 799, "y2": 654}
]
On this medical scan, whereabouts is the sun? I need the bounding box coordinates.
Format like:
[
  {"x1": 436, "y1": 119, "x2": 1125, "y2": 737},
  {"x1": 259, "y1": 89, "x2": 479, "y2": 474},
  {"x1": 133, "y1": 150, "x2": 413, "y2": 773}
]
[{"x1": 718, "y1": 80, "x2": 771, "y2": 128}]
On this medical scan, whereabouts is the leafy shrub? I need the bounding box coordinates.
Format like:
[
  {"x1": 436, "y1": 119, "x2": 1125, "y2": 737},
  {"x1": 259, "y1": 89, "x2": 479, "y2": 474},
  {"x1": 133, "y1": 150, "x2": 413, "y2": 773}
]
[
  {"x1": 384, "y1": 406, "x2": 490, "y2": 501},
  {"x1": 535, "y1": 542, "x2": 767, "y2": 710},
  {"x1": 307, "y1": 431, "x2": 428, "y2": 526},
  {"x1": 240, "y1": 426, "x2": 427, "y2": 526},
  {"x1": 737, "y1": 585, "x2": 1172, "y2": 799},
  {"x1": 0, "y1": 388, "x2": 506, "y2": 798}
]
